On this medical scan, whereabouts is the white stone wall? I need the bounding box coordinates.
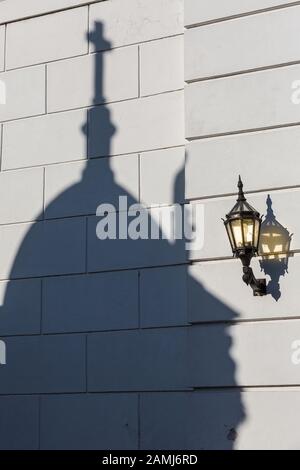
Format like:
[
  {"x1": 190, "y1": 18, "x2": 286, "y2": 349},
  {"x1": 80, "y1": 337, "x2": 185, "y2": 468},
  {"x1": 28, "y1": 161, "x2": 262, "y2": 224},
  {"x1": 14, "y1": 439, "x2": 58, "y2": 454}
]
[
  {"x1": 185, "y1": 0, "x2": 300, "y2": 450},
  {"x1": 0, "y1": 0, "x2": 186, "y2": 450},
  {"x1": 0, "y1": 0, "x2": 299, "y2": 450}
]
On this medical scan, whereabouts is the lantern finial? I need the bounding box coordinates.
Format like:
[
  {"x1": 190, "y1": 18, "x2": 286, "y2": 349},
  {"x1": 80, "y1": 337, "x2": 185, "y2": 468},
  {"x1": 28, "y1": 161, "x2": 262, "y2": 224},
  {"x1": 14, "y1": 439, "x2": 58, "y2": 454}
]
[{"x1": 237, "y1": 175, "x2": 246, "y2": 202}]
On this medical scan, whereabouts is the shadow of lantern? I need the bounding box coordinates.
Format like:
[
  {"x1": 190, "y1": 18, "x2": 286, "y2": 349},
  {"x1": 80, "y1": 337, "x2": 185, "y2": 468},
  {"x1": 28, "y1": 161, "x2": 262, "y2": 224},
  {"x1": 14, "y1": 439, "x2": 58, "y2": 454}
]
[{"x1": 259, "y1": 195, "x2": 293, "y2": 301}]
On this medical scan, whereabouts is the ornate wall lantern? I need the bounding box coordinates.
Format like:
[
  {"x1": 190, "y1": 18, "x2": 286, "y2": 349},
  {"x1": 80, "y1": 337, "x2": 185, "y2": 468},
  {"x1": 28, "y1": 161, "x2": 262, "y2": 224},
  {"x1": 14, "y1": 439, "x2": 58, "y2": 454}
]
[{"x1": 223, "y1": 176, "x2": 267, "y2": 296}]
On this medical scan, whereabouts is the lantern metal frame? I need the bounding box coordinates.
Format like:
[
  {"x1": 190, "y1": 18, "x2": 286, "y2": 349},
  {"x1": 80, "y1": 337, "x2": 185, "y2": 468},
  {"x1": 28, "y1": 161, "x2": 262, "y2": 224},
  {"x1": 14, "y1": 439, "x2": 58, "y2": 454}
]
[{"x1": 223, "y1": 176, "x2": 267, "y2": 296}]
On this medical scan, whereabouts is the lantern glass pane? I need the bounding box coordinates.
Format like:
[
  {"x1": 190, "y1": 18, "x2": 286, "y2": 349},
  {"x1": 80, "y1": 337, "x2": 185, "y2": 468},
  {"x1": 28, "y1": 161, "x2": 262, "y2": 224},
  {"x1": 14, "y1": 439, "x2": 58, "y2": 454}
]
[
  {"x1": 231, "y1": 219, "x2": 243, "y2": 248},
  {"x1": 242, "y1": 218, "x2": 255, "y2": 248},
  {"x1": 226, "y1": 223, "x2": 235, "y2": 250},
  {"x1": 254, "y1": 218, "x2": 260, "y2": 249}
]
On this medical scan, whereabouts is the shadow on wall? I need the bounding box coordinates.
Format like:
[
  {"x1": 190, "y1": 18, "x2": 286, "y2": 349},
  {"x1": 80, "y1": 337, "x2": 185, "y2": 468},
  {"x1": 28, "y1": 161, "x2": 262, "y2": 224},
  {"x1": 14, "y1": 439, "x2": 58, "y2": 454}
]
[
  {"x1": 259, "y1": 195, "x2": 293, "y2": 301},
  {"x1": 0, "y1": 22, "x2": 245, "y2": 450}
]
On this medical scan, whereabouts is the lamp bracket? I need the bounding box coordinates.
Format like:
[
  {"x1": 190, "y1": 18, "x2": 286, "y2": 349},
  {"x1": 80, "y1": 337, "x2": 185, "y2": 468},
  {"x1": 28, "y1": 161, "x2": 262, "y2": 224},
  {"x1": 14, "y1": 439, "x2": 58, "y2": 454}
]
[{"x1": 242, "y1": 266, "x2": 267, "y2": 297}]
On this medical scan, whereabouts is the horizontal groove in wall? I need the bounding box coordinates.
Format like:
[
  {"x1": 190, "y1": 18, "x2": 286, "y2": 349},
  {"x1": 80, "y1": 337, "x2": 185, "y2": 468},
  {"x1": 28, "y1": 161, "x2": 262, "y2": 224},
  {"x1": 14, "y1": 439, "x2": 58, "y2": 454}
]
[
  {"x1": 1, "y1": 145, "x2": 185, "y2": 172},
  {"x1": 3, "y1": 33, "x2": 184, "y2": 73},
  {"x1": 0, "y1": 261, "x2": 190, "y2": 283},
  {"x1": 0, "y1": 195, "x2": 187, "y2": 227},
  {"x1": 191, "y1": 250, "x2": 300, "y2": 263},
  {"x1": 185, "y1": 1, "x2": 300, "y2": 29},
  {"x1": 0, "y1": 389, "x2": 193, "y2": 397},
  {"x1": 45, "y1": 88, "x2": 183, "y2": 117},
  {"x1": 185, "y1": 60, "x2": 300, "y2": 84},
  {"x1": 187, "y1": 184, "x2": 300, "y2": 202},
  {"x1": 0, "y1": 324, "x2": 189, "y2": 339},
  {"x1": 0, "y1": 250, "x2": 299, "y2": 282},
  {"x1": 0, "y1": 110, "x2": 47, "y2": 126},
  {"x1": 189, "y1": 314, "x2": 300, "y2": 327},
  {"x1": 193, "y1": 384, "x2": 300, "y2": 391},
  {"x1": 186, "y1": 122, "x2": 300, "y2": 142},
  {"x1": 1, "y1": 386, "x2": 300, "y2": 398},
  {"x1": 0, "y1": 0, "x2": 101, "y2": 26},
  {"x1": 0, "y1": 87, "x2": 182, "y2": 126},
  {"x1": 2, "y1": 315, "x2": 300, "y2": 339},
  {"x1": 5, "y1": 51, "x2": 90, "y2": 74},
  {"x1": 3, "y1": 147, "x2": 185, "y2": 175},
  {"x1": 0, "y1": 182, "x2": 296, "y2": 229}
]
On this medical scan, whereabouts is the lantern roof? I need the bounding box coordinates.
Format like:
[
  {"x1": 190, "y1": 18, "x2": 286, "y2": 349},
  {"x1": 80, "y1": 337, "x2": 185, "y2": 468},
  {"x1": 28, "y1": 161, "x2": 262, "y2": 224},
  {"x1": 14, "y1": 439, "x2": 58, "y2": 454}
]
[{"x1": 226, "y1": 176, "x2": 260, "y2": 219}]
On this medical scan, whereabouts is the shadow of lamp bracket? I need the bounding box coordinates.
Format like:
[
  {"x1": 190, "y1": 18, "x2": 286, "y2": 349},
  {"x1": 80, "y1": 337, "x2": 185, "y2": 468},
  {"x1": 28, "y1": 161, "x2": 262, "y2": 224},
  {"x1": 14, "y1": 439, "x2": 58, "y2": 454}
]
[{"x1": 223, "y1": 176, "x2": 267, "y2": 297}]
